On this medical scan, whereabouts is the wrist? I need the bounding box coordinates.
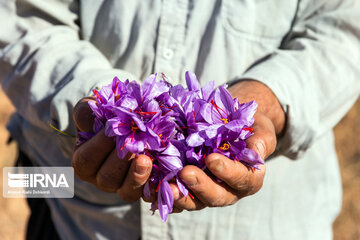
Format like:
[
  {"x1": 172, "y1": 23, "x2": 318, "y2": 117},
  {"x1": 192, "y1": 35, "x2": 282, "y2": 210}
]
[{"x1": 227, "y1": 79, "x2": 286, "y2": 136}]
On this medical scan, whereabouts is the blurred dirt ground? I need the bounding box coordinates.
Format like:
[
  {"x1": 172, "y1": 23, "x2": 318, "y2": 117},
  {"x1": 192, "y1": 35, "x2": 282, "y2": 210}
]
[
  {"x1": 0, "y1": 87, "x2": 359, "y2": 240},
  {"x1": 333, "y1": 97, "x2": 360, "y2": 240}
]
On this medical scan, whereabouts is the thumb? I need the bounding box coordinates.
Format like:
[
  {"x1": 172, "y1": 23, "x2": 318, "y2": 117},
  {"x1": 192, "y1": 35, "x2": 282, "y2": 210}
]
[
  {"x1": 245, "y1": 113, "x2": 277, "y2": 160},
  {"x1": 72, "y1": 97, "x2": 96, "y2": 133}
]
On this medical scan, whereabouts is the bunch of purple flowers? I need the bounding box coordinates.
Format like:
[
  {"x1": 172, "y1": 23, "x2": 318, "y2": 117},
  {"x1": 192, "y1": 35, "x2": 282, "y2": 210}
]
[{"x1": 81, "y1": 71, "x2": 263, "y2": 221}]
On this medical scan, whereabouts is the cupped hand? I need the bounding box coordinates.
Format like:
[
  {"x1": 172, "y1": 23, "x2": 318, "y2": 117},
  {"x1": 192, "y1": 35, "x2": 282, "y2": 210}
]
[
  {"x1": 72, "y1": 97, "x2": 153, "y2": 202},
  {"x1": 162, "y1": 80, "x2": 285, "y2": 212}
]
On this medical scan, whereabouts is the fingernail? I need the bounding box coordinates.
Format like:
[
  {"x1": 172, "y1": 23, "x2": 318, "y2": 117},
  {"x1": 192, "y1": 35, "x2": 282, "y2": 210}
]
[
  {"x1": 135, "y1": 163, "x2": 149, "y2": 175},
  {"x1": 255, "y1": 141, "x2": 266, "y2": 159},
  {"x1": 182, "y1": 175, "x2": 197, "y2": 188}
]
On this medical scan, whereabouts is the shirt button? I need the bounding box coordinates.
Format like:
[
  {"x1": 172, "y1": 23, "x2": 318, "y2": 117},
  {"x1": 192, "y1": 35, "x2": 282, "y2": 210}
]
[{"x1": 163, "y1": 48, "x2": 174, "y2": 60}]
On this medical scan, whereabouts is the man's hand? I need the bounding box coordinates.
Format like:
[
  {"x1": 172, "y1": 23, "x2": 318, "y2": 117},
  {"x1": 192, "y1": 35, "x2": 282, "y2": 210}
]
[
  {"x1": 72, "y1": 97, "x2": 153, "y2": 202},
  {"x1": 165, "y1": 80, "x2": 286, "y2": 212}
]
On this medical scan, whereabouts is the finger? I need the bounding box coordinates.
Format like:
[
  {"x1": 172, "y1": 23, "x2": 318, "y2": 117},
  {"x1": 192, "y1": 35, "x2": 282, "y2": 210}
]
[
  {"x1": 72, "y1": 97, "x2": 96, "y2": 133},
  {"x1": 170, "y1": 182, "x2": 206, "y2": 211},
  {"x1": 95, "y1": 150, "x2": 133, "y2": 193},
  {"x1": 117, "y1": 155, "x2": 152, "y2": 202},
  {"x1": 72, "y1": 128, "x2": 115, "y2": 181},
  {"x1": 206, "y1": 153, "x2": 265, "y2": 196},
  {"x1": 246, "y1": 112, "x2": 277, "y2": 160},
  {"x1": 178, "y1": 165, "x2": 238, "y2": 207}
]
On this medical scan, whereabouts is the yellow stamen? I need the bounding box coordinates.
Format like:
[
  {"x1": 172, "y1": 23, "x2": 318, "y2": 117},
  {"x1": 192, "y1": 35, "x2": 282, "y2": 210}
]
[
  {"x1": 221, "y1": 118, "x2": 229, "y2": 124},
  {"x1": 218, "y1": 143, "x2": 230, "y2": 151},
  {"x1": 131, "y1": 121, "x2": 139, "y2": 132}
]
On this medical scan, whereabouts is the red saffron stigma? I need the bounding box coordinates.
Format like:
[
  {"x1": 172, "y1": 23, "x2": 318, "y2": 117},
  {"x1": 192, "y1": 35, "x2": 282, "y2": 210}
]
[
  {"x1": 201, "y1": 153, "x2": 207, "y2": 164},
  {"x1": 145, "y1": 148, "x2": 154, "y2": 162},
  {"x1": 93, "y1": 89, "x2": 103, "y2": 103},
  {"x1": 229, "y1": 152, "x2": 237, "y2": 161},
  {"x1": 180, "y1": 126, "x2": 195, "y2": 130},
  {"x1": 156, "y1": 180, "x2": 163, "y2": 192},
  {"x1": 120, "y1": 138, "x2": 130, "y2": 151},
  {"x1": 242, "y1": 127, "x2": 254, "y2": 133},
  {"x1": 188, "y1": 192, "x2": 195, "y2": 199},
  {"x1": 162, "y1": 109, "x2": 172, "y2": 116},
  {"x1": 192, "y1": 110, "x2": 196, "y2": 122},
  {"x1": 210, "y1": 100, "x2": 229, "y2": 120},
  {"x1": 114, "y1": 81, "x2": 119, "y2": 93},
  {"x1": 130, "y1": 131, "x2": 135, "y2": 143},
  {"x1": 136, "y1": 110, "x2": 157, "y2": 115},
  {"x1": 158, "y1": 133, "x2": 166, "y2": 147},
  {"x1": 161, "y1": 105, "x2": 178, "y2": 116}
]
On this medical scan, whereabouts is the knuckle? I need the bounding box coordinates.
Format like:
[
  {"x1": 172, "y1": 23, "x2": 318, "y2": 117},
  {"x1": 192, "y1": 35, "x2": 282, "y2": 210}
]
[
  {"x1": 72, "y1": 151, "x2": 93, "y2": 181},
  {"x1": 72, "y1": 99, "x2": 95, "y2": 131},
  {"x1": 96, "y1": 171, "x2": 121, "y2": 192},
  {"x1": 207, "y1": 197, "x2": 225, "y2": 207},
  {"x1": 246, "y1": 181, "x2": 262, "y2": 196},
  {"x1": 228, "y1": 195, "x2": 240, "y2": 205},
  {"x1": 247, "y1": 136, "x2": 262, "y2": 151},
  {"x1": 233, "y1": 166, "x2": 251, "y2": 190},
  {"x1": 129, "y1": 176, "x2": 145, "y2": 189},
  {"x1": 206, "y1": 188, "x2": 226, "y2": 207},
  {"x1": 173, "y1": 197, "x2": 189, "y2": 210},
  {"x1": 108, "y1": 161, "x2": 129, "y2": 180},
  {"x1": 264, "y1": 132, "x2": 276, "y2": 153},
  {"x1": 247, "y1": 173, "x2": 265, "y2": 196},
  {"x1": 72, "y1": 148, "x2": 87, "y2": 170},
  {"x1": 233, "y1": 178, "x2": 248, "y2": 191},
  {"x1": 130, "y1": 169, "x2": 149, "y2": 188}
]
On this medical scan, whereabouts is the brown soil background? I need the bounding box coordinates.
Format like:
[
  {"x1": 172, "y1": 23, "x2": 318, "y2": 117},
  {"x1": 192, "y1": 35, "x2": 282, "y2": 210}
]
[{"x1": 0, "y1": 87, "x2": 359, "y2": 239}]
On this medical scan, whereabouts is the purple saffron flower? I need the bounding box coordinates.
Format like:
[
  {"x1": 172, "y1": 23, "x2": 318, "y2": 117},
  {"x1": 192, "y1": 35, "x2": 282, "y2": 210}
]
[
  {"x1": 185, "y1": 145, "x2": 210, "y2": 170},
  {"x1": 187, "y1": 86, "x2": 257, "y2": 146},
  {"x1": 185, "y1": 71, "x2": 215, "y2": 101},
  {"x1": 84, "y1": 71, "x2": 263, "y2": 222},
  {"x1": 213, "y1": 138, "x2": 264, "y2": 170},
  {"x1": 142, "y1": 74, "x2": 170, "y2": 102},
  {"x1": 146, "y1": 114, "x2": 176, "y2": 148},
  {"x1": 156, "y1": 169, "x2": 189, "y2": 222},
  {"x1": 143, "y1": 142, "x2": 189, "y2": 221},
  {"x1": 76, "y1": 115, "x2": 105, "y2": 145},
  {"x1": 105, "y1": 107, "x2": 161, "y2": 158}
]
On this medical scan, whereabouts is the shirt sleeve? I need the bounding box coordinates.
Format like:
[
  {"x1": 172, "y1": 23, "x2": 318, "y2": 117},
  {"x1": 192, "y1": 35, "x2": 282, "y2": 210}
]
[
  {"x1": 0, "y1": 0, "x2": 136, "y2": 155},
  {"x1": 240, "y1": 0, "x2": 360, "y2": 159}
]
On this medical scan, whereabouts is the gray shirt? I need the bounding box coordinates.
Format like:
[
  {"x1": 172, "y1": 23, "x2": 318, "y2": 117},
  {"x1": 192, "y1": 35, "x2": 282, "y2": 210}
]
[{"x1": 1, "y1": 0, "x2": 360, "y2": 239}]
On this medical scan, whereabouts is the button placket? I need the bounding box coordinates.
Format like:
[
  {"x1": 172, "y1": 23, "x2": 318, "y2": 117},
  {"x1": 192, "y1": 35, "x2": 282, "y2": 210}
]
[
  {"x1": 163, "y1": 48, "x2": 174, "y2": 60},
  {"x1": 153, "y1": 0, "x2": 188, "y2": 84}
]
